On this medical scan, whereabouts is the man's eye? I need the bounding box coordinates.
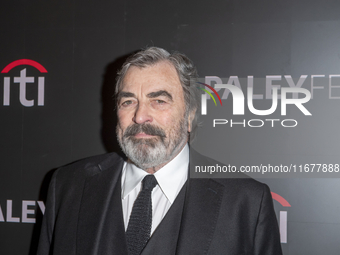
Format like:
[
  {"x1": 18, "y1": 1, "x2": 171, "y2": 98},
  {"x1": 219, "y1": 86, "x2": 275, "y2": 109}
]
[
  {"x1": 121, "y1": 100, "x2": 132, "y2": 106},
  {"x1": 156, "y1": 100, "x2": 166, "y2": 104}
]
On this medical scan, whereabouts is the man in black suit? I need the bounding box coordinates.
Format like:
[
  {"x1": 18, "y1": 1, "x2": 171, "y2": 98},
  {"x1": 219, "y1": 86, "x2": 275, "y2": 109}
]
[{"x1": 37, "y1": 47, "x2": 282, "y2": 255}]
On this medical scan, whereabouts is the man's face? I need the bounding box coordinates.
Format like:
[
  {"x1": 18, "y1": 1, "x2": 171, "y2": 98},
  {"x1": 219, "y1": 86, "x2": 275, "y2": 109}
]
[{"x1": 116, "y1": 61, "x2": 190, "y2": 171}]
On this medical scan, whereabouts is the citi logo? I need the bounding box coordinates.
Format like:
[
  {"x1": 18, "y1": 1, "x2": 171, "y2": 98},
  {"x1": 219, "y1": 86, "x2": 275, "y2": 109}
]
[
  {"x1": 271, "y1": 192, "x2": 291, "y2": 243},
  {"x1": 1, "y1": 59, "x2": 47, "y2": 107}
]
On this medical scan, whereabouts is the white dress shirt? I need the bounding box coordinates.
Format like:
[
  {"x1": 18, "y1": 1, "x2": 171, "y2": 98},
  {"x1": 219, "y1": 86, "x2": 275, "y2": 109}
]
[{"x1": 121, "y1": 144, "x2": 189, "y2": 234}]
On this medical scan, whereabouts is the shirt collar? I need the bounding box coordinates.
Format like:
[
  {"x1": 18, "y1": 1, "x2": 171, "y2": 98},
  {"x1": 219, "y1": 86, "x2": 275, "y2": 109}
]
[{"x1": 122, "y1": 144, "x2": 189, "y2": 203}]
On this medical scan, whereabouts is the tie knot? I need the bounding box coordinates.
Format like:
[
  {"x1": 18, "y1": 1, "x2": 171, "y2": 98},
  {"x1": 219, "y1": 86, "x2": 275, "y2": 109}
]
[{"x1": 142, "y1": 175, "x2": 158, "y2": 190}]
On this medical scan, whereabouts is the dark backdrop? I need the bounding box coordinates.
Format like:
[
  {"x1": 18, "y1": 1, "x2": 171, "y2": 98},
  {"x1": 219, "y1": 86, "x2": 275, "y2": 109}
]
[{"x1": 1, "y1": 1, "x2": 340, "y2": 254}]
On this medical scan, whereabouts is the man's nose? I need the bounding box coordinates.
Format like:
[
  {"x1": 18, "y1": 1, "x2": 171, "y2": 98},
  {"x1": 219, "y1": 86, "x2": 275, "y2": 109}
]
[{"x1": 133, "y1": 103, "x2": 153, "y2": 124}]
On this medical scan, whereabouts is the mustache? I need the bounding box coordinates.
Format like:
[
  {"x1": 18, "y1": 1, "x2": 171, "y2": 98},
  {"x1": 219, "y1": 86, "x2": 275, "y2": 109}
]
[{"x1": 123, "y1": 124, "x2": 167, "y2": 138}]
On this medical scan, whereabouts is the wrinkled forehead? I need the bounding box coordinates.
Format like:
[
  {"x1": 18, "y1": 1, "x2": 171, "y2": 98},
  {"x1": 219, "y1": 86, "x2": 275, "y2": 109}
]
[
  {"x1": 120, "y1": 59, "x2": 178, "y2": 84},
  {"x1": 119, "y1": 61, "x2": 183, "y2": 96}
]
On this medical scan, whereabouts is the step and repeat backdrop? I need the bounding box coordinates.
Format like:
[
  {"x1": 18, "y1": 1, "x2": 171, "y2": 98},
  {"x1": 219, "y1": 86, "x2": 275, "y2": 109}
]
[{"x1": 1, "y1": 0, "x2": 340, "y2": 254}]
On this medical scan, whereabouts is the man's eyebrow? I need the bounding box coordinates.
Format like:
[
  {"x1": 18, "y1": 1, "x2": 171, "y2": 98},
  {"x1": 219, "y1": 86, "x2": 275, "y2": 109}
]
[
  {"x1": 147, "y1": 90, "x2": 173, "y2": 101},
  {"x1": 117, "y1": 91, "x2": 135, "y2": 102}
]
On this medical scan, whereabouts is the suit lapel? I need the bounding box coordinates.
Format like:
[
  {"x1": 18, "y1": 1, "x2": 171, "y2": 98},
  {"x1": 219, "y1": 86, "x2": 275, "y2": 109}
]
[
  {"x1": 176, "y1": 177, "x2": 224, "y2": 255},
  {"x1": 76, "y1": 155, "x2": 128, "y2": 255}
]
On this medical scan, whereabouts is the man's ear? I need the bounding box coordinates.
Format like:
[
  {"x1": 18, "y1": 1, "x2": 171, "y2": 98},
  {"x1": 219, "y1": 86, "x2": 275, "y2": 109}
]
[{"x1": 187, "y1": 109, "x2": 196, "y2": 133}]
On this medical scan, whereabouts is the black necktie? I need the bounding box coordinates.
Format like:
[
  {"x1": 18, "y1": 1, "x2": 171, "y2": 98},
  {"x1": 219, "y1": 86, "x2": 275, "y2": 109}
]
[{"x1": 126, "y1": 175, "x2": 158, "y2": 255}]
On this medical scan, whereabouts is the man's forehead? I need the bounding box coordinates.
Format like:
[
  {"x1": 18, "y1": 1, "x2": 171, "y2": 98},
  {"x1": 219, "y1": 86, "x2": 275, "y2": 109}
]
[{"x1": 121, "y1": 61, "x2": 181, "y2": 91}]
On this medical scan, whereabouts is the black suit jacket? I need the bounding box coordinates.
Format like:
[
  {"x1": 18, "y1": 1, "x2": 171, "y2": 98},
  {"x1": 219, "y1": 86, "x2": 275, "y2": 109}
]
[{"x1": 37, "y1": 151, "x2": 282, "y2": 255}]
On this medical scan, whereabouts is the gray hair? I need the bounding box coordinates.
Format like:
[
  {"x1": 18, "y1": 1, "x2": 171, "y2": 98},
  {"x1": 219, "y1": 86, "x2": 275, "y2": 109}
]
[{"x1": 115, "y1": 47, "x2": 200, "y2": 140}]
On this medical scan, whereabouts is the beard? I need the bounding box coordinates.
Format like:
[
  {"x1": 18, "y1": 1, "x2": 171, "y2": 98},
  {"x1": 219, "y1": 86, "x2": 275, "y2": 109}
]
[{"x1": 116, "y1": 118, "x2": 188, "y2": 170}]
